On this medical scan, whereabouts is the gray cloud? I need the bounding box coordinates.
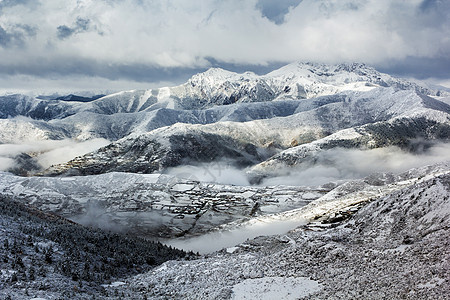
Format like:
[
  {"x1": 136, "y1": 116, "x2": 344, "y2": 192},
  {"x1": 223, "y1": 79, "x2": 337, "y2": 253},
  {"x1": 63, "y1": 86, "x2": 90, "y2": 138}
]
[
  {"x1": 0, "y1": 24, "x2": 35, "y2": 48},
  {"x1": 419, "y1": 0, "x2": 448, "y2": 12},
  {"x1": 0, "y1": 26, "x2": 14, "y2": 47},
  {"x1": 0, "y1": 0, "x2": 33, "y2": 10},
  {"x1": 57, "y1": 17, "x2": 96, "y2": 39},
  {"x1": 256, "y1": 0, "x2": 302, "y2": 24},
  {"x1": 0, "y1": 0, "x2": 448, "y2": 93},
  {"x1": 378, "y1": 56, "x2": 450, "y2": 80},
  {"x1": 56, "y1": 25, "x2": 75, "y2": 39}
]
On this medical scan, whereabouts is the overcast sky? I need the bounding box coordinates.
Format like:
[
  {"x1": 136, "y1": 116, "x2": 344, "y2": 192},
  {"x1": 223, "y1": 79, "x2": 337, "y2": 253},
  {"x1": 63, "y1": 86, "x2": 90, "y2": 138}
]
[{"x1": 0, "y1": 0, "x2": 449, "y2": 94}]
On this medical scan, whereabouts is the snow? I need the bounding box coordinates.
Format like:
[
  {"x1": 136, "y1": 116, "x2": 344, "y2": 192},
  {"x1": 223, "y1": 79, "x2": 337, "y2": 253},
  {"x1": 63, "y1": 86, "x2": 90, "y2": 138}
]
[
  {"x1": 122, "y1": 165, "x2": 450, "y2": 300},
  {"x1": 0, "y1": 171, "x2": 322, "y2": 240},
  {"x1": 142, "y1": 173, "x2": 162, "y2": 183},
  {"x1": 231, "y1": 276, "x2": 322, "y2": 300},
  {"x1": 171, "y1": 183, "x2": 195, "y2": 192},
  {"x1": 102, "y1": 281, "x2": 127, "y2": 288},
  {"x1": 165, "y1": 163, "x2": 450, "y2": 253},
  {"x1": 1, "y1": 62, "x2": 449, "y2": 299},
  {"x1": 226, "y1": 247, "x2": 239, "y2": 254}
]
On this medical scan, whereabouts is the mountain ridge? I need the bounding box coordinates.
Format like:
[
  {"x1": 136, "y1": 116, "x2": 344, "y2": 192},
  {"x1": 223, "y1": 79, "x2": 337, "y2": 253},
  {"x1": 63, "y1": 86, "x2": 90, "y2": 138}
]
[{"x1": 0, "y1": 62, "x2": 449, "y2": 177}]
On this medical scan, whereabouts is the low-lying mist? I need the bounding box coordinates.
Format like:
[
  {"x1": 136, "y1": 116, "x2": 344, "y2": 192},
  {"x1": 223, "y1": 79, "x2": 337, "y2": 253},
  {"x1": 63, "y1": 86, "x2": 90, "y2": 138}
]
[
  {"x1": 165, "y1": 142, "x2": 450, "y2": 253},
  {"x1": 163, "y1": 141, "x2": 450, "y2": 187},
  {"x1": 0, "y1": 138, "x2": 110, "y2": 172},
  {"x1": 165, "y1": 218, "x2": 305, "y2": 254},
  {"x1": 164, "y1": 161, "x2": 251, "y2": 186},
  {"x1": 261, "y1": 142, "x2": 450, "y2": 186}
]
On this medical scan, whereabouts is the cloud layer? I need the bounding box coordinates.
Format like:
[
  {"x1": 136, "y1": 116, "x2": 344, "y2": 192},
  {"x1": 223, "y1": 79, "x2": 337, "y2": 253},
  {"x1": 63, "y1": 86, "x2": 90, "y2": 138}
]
[
  {"x1": 0, "y1": 138, "x2": 110, "y2": 172},
  {"x1": 162, "y1": 142, "x2": 450, "y2": 187},
  {"x1": 0, "y1": 0, "x2": 449, "y2": 93},
  {"x1": 261, "y1": 142, "x2": 450, "y2": 186}
]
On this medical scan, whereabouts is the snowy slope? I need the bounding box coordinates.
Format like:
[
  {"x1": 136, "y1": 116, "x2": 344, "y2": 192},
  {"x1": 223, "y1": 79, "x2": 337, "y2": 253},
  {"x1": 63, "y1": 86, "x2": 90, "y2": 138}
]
[
  {"x1": 0, "y1": 195, "x2": 186, "y2": 300},
  {"x1": 43, "y1": 87, "x2": 450, "y2": 176},
  {"x1": 119, "y1": 163, "x2": 450, "y2": 300},
  {"x1": 1, "y1": 62, "x2": 449, "y2": 176},
  {"x1": 248, "y1": 115, "x2": 450, "y2": 182},
  {"x1": 83, "y1": 62, "x2": 448, "y2": 112},
  {"x1": 1, "y1": 62, "x2": 446, "y2": 120}
]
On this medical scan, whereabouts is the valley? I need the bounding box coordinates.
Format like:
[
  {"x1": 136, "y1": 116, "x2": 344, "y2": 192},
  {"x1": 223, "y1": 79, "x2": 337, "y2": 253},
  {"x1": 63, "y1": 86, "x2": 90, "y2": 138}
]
[{"x1": 0, "y1": 62, "x2": 449, "y2": 299}]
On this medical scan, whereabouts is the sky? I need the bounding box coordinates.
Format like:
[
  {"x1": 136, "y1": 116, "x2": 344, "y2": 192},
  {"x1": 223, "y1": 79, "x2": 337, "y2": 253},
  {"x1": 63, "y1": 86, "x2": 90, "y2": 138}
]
[{"x1": 0, "y1": 0, "x2": 449, "y2": 95}]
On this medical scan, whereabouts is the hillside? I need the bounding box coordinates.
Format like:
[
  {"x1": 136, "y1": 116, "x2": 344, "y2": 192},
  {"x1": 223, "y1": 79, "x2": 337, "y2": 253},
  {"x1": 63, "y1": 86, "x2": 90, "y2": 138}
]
[
  {"x1": 121, "y1": 164, "x2": 450, "y2": 299},
  {"x1": 0, "y1": 62, "x2": 449, "y2": 299},
  {"x1": 0, "y1": 195, "x2": 188, "y2": 300}
]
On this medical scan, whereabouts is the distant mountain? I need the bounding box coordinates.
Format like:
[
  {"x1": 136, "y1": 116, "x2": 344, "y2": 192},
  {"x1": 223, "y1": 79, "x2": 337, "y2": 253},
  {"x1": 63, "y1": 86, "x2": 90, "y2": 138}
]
[
  {"x1": 55, "y1": 94, "x2": 106, "y2": 102},
  {"x1": 1, "y1": 62, "x2": 447, "y2": 120},
  {"x1": 36, "y1": 93, "x2": 106, "y2": 102}
]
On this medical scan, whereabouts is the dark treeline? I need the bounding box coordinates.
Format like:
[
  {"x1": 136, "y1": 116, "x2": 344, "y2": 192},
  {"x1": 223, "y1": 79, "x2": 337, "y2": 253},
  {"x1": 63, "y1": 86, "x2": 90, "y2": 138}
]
[{"x1": 0, "y1": 195, "x2": 191, "y2": 292}]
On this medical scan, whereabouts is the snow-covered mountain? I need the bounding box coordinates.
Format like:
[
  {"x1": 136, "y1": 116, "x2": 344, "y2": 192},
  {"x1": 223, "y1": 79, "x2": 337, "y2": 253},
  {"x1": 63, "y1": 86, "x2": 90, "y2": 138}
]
[
  {"x1": 1, "y1": 61, "x2": 450, "y2": 299},
  {"x1": 1, "y1": 62, "x2": 446, "y2": 119},
  {"x1": 81, "y1": 62, "x2": 448, "y2": 112},
  {"x1": 43, "y1": 87, "x2": 450, "y2": 177},
  {"x1": 1, "y1": 62, "x2": 449, "y2": 177}
]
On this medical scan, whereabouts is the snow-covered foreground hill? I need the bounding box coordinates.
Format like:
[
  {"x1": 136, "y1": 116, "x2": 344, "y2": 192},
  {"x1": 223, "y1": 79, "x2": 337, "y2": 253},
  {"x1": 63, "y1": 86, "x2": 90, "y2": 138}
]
[
  {"x1": 116, "y1": 163, "x2": 450, "y2": 299},
  {"x1": 0, "y1": 195, "x2": 188, "y2": 300},
  {"x1": 1, "y1": 163, "x2": 449, "y2": 299}
]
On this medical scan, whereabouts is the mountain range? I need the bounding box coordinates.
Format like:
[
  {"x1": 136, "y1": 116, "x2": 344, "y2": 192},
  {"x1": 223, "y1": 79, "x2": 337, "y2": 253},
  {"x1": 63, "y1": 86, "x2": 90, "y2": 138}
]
[
  {"x1": 0, "y1": 62, "x2": 449, "y2": 299},
  {"x1": 1, "y1": 62, "x2": 449, "y2": 178}
]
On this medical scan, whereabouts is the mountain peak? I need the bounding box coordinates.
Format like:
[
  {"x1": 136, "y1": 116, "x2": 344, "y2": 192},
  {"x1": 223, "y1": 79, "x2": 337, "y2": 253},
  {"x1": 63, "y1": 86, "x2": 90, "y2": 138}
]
[
  {"x1": 196, "y1": 67, "x2": 238, "y2": 79},
  {"x1": 267, "y1": 61, "x2": 376, "y2": 77},
  {"x1": 187, "y1": 67, "x2": 259, "y2": 90}
]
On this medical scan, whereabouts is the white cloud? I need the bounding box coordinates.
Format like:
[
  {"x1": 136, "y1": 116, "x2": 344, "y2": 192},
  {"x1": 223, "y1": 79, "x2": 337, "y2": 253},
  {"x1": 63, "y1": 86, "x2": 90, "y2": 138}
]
[
  {"x1": 0, "y1": 138, "x2": 110, "y2": 171},
  {"x1": 0, "y1": 0, "x2": 449, "y2": 92},
  {"x1": 0, "y1": 157, "x2": 15, "y2": 171},
  {"x1": 261, "y1": 143, "x2": 450, "y2": 186},
  {"x1": 0, "y1": 73, "x2": 177, "y2": 96},
  {"x1": 165, "y1": 161, "x2": 251, "y2": 186}
]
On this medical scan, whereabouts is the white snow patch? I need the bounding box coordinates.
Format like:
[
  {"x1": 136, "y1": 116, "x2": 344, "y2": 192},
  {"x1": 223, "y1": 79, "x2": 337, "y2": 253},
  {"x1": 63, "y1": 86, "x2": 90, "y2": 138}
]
[
  {"x1": 154, "y1": 264, "x2": 168, "y2": 272},
  {"x1": 60, "y1": 177, "x2": 76, "y2": 181},
  {"x1": 240, "y1": 191, "x2": 255, "y2": 198},
  {"x1": 171, "y1": 183, "x2": 195, "y2": 192},
  {"x1": 386, "y1": 244, "x2": 411, "y2": 254},
  {"x1": 101, "y1": 281, "x2": 126, "y2": 288},
  {"x1": 142, "y1": 173, "x2": 161, "y2": 183},
  {"x1": 231, "y1": 276, "x2": 321, "y2": 300},
  {"x1": 226, "y1": 246, "x2": 239, "y2": 253}
]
